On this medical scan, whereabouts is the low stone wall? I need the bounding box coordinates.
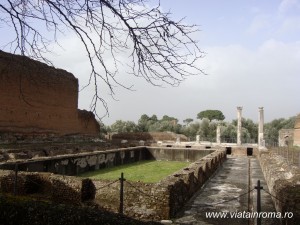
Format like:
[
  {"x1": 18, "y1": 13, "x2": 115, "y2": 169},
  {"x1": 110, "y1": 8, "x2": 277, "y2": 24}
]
[
  {"x1": 258, "y1": 151, "x2": 300, "y2": 224},
  {"x1": 225, "y1": 146, "x2": 258, "y2": 156},
  {"x1": 0, "y1": 141, "x2": 122, "y2": 162},
  {"x1": 0, "y1": 147, "x2": 149, "y2": 175},
  {"x1": 0, "y1": 147, "x2": 225, "y2": 220},
  {"x1": 0, "y1": 170, "x2": 87, "y2": 205},
  {"x1": 0, "y1": 194, "x2": 162, "y2": 225},
  {"x1": 94, "y1": 150, "x2": 226, "y2": 220},
  {"x1": 0, "y1": 147, "x2": 214, "y2": 176},
  {"x1": 147, "y1": 147, "x2": 214, "y2": 162},
  {"x1": 112, "y1": 132, "x2": 188, "y2": 142}
]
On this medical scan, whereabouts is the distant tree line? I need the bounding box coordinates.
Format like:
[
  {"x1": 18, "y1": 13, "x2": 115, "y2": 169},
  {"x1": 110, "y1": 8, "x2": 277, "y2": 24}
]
[
  {"x1": 99, "y1": 109, "x2": 296, "y2": 145},
  {"x1": 264, "y1": 117, "x2": 296, "y2": 146}
]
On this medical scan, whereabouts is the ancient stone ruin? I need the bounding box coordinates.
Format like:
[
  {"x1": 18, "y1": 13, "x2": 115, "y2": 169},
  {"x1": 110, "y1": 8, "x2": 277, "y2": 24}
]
[
  {"x1": 110, "y1": 132, "x2": 188, "y2": 142},
  {"x1": 0, "y1": 51, "x2": 99, "y2": 141},
  {"x1": 277, "y1": 114, "x2": 300, "y2": 147},
  {"x1": 294, "y1": 114, "x2": 300, "y2": 146},
  {"x1": 278, "y1": 129, "x2": 294, "y2": 147},
  {"x1": 0, "y1": 146, "x2": 226, "y2": 220}
]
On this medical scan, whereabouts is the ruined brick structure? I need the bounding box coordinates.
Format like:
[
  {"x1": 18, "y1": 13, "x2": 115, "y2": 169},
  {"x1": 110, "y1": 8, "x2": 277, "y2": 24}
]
[
  {"x1": 294, "y1": 114, "x2": 300, "y2": 146},
  {"x1": 278, "y1": 129, "x2": 294, "y2": 147},
  {"x1": 0, "y1": 51, "x2": 99, "y2": 137}
]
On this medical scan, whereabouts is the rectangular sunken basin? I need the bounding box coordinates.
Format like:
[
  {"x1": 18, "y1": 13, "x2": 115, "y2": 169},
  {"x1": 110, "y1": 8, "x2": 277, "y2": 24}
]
[{"x1": 78, "y1": 160, "x2": 190, "y2": 183}]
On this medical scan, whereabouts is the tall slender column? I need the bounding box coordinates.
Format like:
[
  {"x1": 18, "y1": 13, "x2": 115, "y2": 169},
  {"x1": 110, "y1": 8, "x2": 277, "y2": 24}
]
[
  {"x1": 216, "y1": 124, "x2": 221, "y2": 144},
  {"x1": 258, "y1": 107, "x2": 264, "y2": 147},
  {"x1": 196, "y1": 135, "x2": 200, "y2": 143},
  {"x1": 237, "y1": 107, "x2": 243, "y2": 145}
]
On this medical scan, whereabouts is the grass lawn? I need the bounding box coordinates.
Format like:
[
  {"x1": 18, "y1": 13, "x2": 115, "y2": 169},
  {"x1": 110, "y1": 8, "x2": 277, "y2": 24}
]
[{"x1": 78, "y1": 160, "x2": 190, "y2": 183}]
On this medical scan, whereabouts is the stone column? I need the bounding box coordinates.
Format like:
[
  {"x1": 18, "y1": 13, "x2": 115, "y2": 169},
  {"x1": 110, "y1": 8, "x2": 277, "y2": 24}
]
[
  {"x1": 216, "y1": 124, "x2": 221, "y2": 144},
  {"x1": 176, "y1": 136, "x2": 181, "y2": 144},
  {"x1": 258, "y1": 107, "x2": 264, "y2": 147},
  {"x1": 237, "y1": 106, "x2": 243, "y2": 145},
  {"x1": 196, "y1": 135, "x2": 200, "y2": 144}
]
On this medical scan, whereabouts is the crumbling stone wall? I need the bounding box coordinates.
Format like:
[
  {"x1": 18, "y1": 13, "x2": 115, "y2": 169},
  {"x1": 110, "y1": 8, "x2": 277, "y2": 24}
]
[
  {"x1": 0, "y1": 194, "x2": 161, "y2": 225},
  {"x1": 112, "y1": 132, "x2": 188, "y2": 142},
  {"x1": 294, "y1": 114, "x2": 300, "y2": 146},
  {"x1": 0, "y1": 142, "x2": 121, "y2": 162},
  {"x1": 259, "y1": 151, "x2": 300, "y2": 225},
  {"x1": 0, "y1": 170, "x2": 94, "y2": 205},
  {"x1": 227, "y1": 146, "x2": 258, "y2": 156},
  {"x1": 0, "y1": 50, "x2": 99, "y2": 139},
  {"x1": 0, "y1": 147, "x2": 148, "y2": 175},
  {"x1": 93, "y1": 150, "x2": 226, "y2": 220},
  {"x1": 0, "y1": 148, "x2": 226, "y2": 220},
  {"x1": 0, "y1": 147, "x2": 214, "y2": 176},
  {"x1": 278, "y1": 129, "x2": 294, "y2": 147}
]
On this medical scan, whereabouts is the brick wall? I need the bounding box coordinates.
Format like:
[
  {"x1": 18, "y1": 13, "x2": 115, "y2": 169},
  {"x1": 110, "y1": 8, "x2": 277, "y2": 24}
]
[
  {"x1": 294, "y1": 114, "x2": 300, "y2": 146},
  {"x1": 0, "y1": 50, "x2": 99, "y2": 138}
]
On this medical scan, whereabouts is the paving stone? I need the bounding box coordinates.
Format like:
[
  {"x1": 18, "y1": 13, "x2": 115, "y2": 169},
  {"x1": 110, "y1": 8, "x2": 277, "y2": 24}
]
[{"x1": 173, "y1": 156, "x2": 280, "y2": 225}]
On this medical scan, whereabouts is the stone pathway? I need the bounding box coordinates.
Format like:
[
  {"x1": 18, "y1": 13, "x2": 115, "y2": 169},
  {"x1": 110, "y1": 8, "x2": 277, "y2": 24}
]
[{"x1": 172, "y1": 156, "x2": 281, "y2": 225}]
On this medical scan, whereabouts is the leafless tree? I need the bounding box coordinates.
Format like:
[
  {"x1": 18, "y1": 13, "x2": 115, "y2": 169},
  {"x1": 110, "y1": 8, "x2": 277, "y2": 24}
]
[{"x1": 0, "y1": 0, "x2": 204, "y2": 118}]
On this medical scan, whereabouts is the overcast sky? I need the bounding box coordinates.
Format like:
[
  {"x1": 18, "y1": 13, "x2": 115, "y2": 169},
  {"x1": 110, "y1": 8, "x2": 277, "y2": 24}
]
[{"x1": 2, "y1": 0, "x2": 300, "y2": 125}]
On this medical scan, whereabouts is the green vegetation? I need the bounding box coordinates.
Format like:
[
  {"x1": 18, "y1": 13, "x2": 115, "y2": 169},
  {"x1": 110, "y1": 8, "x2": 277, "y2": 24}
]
[
  {"x1": 197, "y1": 110, "x2": 225, "y2": 121},
  {"x1": 101, "y1": 111, "x2": 296, "y2": 145},
  {"x1": 264, "y1": 117, "x2": 296, "y2": 145},
  {"x1": 79, "y1": 160, "x2": 190, "y2": 183}
]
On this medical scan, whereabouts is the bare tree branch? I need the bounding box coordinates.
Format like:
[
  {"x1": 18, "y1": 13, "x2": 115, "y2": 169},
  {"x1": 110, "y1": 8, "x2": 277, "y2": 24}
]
[{"x1": 0, "y1": 0, "x2": 205, "y2": 119}]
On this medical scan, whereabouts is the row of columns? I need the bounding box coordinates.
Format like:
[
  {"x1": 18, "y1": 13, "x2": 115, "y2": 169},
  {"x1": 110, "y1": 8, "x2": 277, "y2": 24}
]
[
  {"x1": 196, "y1": 107, "x2": 265, "y2": 147},
  {"x1": 235, "y1": 106, "x2": 264, "y2": 147}
]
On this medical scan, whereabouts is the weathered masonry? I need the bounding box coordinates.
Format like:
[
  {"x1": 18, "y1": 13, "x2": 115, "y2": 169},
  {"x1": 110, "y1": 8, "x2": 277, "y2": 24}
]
[
  {"x1": 0, "y1": 147, "x2": 226, "y2": 220},
  {"x1": 0, "y1": 51, "x2": 99, "y2": 139},
  {"x1": 93, "y1": 149, "x2": 226, "y2": 220},
  {"x1": 259, "y1": 151, "x2": 300, "y2": 224},
  {"x1": 0, "y1": 147, "x2": 215, "y2": 175},
  {"x1": 294, "y1": 114, "x2": 300, "y2": 146},
  {"x1": 276, "y1": 113, "x2": 300, "y2": 147}
]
